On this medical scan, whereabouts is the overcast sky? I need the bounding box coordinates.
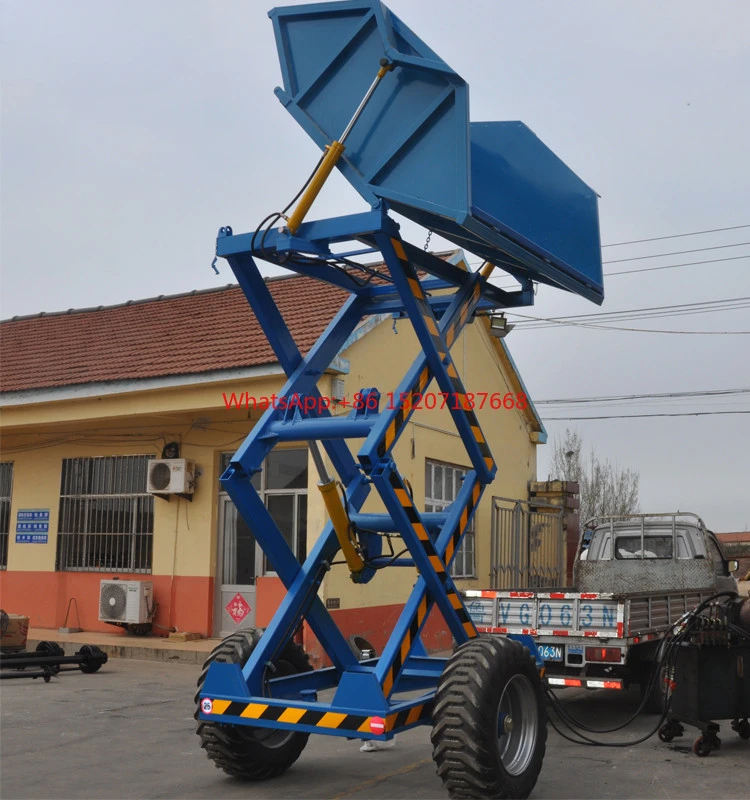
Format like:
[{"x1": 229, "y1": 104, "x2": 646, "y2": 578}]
[{"x1": 2, "y1": 1, "x2": 749, "y2": 531}]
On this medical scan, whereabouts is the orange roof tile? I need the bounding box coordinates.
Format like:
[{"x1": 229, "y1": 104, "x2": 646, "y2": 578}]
[{"x1": 0, "y1": 276, "x2": 349, "y2": 392}]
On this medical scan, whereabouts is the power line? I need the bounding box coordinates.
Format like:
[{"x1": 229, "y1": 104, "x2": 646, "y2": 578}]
[
  {"x1": 486, "y1": 253, "x2": 750, "y2": 290},
  {"x1": 602, "y1": 224, "x2": 750, "y2": 248},
  {"x1": 537, "y1": 388, "x2": 750, "y2": 406},
  {"x1": 522, "y1": 321, "x2": 750, "y2": 335},
  {"x1": 606, "y1": 253, "x2": 750, "y2": 277},
  {"x1": 512, "y1": 297, "x2": 750, "y2": 322},
  {"x1": 603, "y1": 241, "x2": 750, "y2": 264},
  {"x1": 508, "y1": 296, "x2": 750, "y2": 329},
  {"x1": 477, "y1": 226, "x2": 750, "y2": 286},
  {"x1": 543, "y1": 410, "x2": 750, "y2": 420}
]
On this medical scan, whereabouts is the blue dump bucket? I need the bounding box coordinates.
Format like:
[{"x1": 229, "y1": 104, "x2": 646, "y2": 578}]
[{"x1": 270, "y1": 0, "x2": 603, "y2": 303}]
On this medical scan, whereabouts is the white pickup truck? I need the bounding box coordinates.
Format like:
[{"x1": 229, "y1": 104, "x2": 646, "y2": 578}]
[{"x1": 464, "y1": 513, "x2": 739, "y2": 708}]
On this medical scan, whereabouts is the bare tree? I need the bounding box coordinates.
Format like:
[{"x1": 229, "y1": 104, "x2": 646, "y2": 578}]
[{"x1": 549, "y1": 429, "x2": 640, "y2": 525}]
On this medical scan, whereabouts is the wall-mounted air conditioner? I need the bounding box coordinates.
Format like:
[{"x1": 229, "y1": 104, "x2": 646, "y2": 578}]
[
  {"x1": 98, "y1": 580, "x2": 153, "y2": 625},
  {"x1": 147, "y1": 458, "x2": 195, "y2": 495}
]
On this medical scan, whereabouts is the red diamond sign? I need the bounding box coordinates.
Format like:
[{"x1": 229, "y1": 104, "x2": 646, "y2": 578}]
[{"x1": 225, "y1": 593, "x2": 251, "y2": 624}]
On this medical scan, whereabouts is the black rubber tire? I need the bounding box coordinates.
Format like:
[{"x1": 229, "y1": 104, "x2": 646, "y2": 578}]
[
  {"x1": 35, "y1": 641, "x2": 65, "y2": 658},
  {"x1": 78, "y1": 644, "x2": 107, "y2": 673},
  {"x1": 693, "y1": 736, "x2": 712, "y2": 757},
  {"x1": 195, "y1": 629, "x2": 312, "y2": 781},
  {"x1": 640, "y1": 662, "x2": 669, "y2": 715},
  {"x1": 35, "y1": 641, "x2": 64, "y2": 674},
  {"x1": 431, "y1": 637, "x2": 547, "y2": 799},
  {"x1": 658, "y1": 725, "x2": 674, "y2": 743}
]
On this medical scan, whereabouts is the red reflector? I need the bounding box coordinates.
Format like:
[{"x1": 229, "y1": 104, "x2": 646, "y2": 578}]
[
  {"x1": 585, "y1": 646, "x2": 622, "y2": 663},
  {"x1": 603, "y1": 681, "x2": 621, "y2": 690},
  {"x1": 369, "y1": 716, "x2": 385, "y2": 735}
]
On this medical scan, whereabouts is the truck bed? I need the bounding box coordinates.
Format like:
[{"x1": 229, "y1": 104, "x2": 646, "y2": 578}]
[{"x1": 464, "y1": 589, "x2": 711, "y2": 640}]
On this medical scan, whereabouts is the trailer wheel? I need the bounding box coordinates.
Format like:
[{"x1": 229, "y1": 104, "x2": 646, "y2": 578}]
[
  {"x1": 195, "y1": 629, "x2": 312, "y2": 781},
  {"x1": 431, "y1": 637, "x2": 547, "y2": 799},
  {"x1": 78, "y1": 644, "x2": 107, "y2": 673},
  {"x1": 35, "y1": 641, "x2": 65, "y2": 658}
]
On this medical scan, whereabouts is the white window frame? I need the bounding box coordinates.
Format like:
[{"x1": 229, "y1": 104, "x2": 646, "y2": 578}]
[
  {"x1": 425, "y1": 459, "x2": 476, "y2": 578},
  {"x1": 220, "y1": 449, "x2": 308, "y2": 574},
  {"x1": 56, "y1": 455, "x2": 154, "y2": 573}
]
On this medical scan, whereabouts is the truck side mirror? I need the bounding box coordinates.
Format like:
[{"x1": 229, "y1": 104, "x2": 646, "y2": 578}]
[{"x1": 727, "y1": 559, "x2": 739, "y2": 574}]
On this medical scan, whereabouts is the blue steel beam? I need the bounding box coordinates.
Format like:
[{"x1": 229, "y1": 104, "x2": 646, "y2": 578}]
[
  {"x1": 225, "y1": 250, "x2": 365, "y2": 485},
  {"x1": 263, "y1": 415, "x2": 379, "y2": 441},
  {"x1": 216, "y1": 210, "x2": 389, "y2": 255},
  {"x1": 358, "y1": 256, "x2": 487, "y2": 473},
  {"x1": 199, "y1": 661, "x2": 435, "y2": 739},
  {"x1": 374, "y1": 232, "x2": 495, "y2": 483},
  {"x1": 375, "y1": 470, "x2": 483, "y2": 696},
  {"x1": 210, "y1": 218, "x2": 505, "y2": 722},
  {"x1": 349, "y1": 511, "x2": 449, "y2": 532},
  {"x1": 360, "y1": 234, "x2": 526, "y2": 309},
  {"x1": 221, "y1": 250, "x2": 372, "y2": 675},
  {"x1": 371, "y1": 463, "x2": 477, "y2": 650},
  {"x1": 224, "y1": 470, "x2": 370, "y2": 688}
]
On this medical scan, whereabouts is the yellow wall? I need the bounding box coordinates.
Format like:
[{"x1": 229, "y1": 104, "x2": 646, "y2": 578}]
[
  {"x1": 1, "y1": 313, "x2": 540, "y2": 613},
  {"x1": 318, "y1": 315, "x2": 538, "y2": 609},
  {"x1": 0, "y1": 418, "x2": 235, "y2": 578}
]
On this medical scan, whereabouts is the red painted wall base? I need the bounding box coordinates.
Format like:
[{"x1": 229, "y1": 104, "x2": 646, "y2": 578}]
[
  {"x1": 0, "y1": 571, "x2": 214, "y2": 637},
  {"x1": 1, "y1": 571, "x2": 455, "y2": 665},
  {"x1": 303, "y1": 605, "x2": 453, "y2": 670}
]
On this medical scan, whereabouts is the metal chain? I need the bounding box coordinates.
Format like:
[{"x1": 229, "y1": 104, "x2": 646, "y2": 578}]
[{"x1": 424, "y1": 229, "x2": 433, "y2": 251}]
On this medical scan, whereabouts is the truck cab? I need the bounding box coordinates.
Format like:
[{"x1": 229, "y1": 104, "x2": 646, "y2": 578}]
[{"x1": 576, "y1": 514, "x2": 738, "y2": 595}]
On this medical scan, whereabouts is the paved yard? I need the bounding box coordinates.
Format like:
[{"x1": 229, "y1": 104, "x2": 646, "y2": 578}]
[{"x1": 1, "y1": 658, "x2": 748, "y2": 799}]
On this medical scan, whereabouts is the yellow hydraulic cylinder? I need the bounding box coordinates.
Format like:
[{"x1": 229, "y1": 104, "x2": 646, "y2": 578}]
[
  {"x1": 286, "y1": 141, "x2": 346, "y2": 235},
  {"x1": 285, "y1": 59, "x2": 393, "y2": 235},
  {"x1": 317, "y1": 478, "x2": 366, "y2": 576}
]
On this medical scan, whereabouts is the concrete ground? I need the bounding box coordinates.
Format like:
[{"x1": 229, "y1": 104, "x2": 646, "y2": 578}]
[{"x1": 2, "y1": 657, "x2": 749, "y2": 800}]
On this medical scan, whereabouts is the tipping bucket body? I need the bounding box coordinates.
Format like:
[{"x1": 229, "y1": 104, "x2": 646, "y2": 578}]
[{"x1": 270, "y1": 0, "x2": 603, "y2": 303}]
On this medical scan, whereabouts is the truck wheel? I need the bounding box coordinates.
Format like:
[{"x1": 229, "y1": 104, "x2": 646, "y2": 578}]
[
  {"x1": 641, "y1": 663, "x2": 667, "y2": 714},
  {"x1": 431, "y1": 637, "x2": 547, "y2": 799},
  {"x1": 195, "y1": 629, "x2": 312, "y2": 780}
]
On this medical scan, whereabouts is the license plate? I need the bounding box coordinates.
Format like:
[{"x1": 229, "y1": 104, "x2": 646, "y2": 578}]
[{"x1": 538, "y1": 644, "x2": 563, "y2": 662}]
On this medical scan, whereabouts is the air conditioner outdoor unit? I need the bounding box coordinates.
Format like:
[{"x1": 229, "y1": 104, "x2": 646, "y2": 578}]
[
  {"x1": 98, "y1": 580, "x2": 153, "y2": 625},
  {"x1": 146, "y1": 458, "x2": 195, "y2": 494}
]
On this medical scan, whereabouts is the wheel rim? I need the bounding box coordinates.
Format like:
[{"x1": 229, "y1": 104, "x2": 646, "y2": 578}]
[
  {"x1": 496, "y1": 673, "x2": 539, "y2": 776},
  {"x1": 249, "y1": 658, "x2": 298, "y2": 748}
]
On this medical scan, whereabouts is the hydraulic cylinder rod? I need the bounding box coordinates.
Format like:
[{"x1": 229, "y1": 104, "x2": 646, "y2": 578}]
[
  {"x1": 286, "y1": 59, "x2": 394, "y2": 234},
  {"x1": 310, "y1": 441, "x2": 366, "y2": 578}
]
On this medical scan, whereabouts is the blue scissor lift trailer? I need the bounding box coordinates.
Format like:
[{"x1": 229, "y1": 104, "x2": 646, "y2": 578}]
[{"x1": 197, "y1": 2, "x2": 603, "y2": 797}]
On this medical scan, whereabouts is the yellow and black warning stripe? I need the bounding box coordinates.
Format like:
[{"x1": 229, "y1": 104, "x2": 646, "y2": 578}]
[
  {"x1": 442, "y1": 477, "x2": 482, "y2": 568},
  {"x1": 380, "y1": 470, "x2": 478, "y2": 695},
  {"x1": 377, "y1": 364, "x2": 431, "y2": 459},
  {"x1": 385, "y1": 699, "x2": 433, "y2": 731},
  {"x1": 389, "y1": 237, "x2": 495, "y2": 474},
  {"x1": 206, "y1": 698, "x2": 433, "y2": 734},
  {"x1": 374, "y1": 248, "x2": 485, "y2": 464}
]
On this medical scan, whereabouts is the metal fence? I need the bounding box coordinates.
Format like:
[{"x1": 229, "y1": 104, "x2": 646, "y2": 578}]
[
  {"x1": 0, "y1": 462, "x2": 13, "y2": 569},
  {"x1": 490, "y1": 497, "x2": 565, "y2": 590},
  {"x1": 56, "y1": 455, "x2": 154, "y2": 573}
]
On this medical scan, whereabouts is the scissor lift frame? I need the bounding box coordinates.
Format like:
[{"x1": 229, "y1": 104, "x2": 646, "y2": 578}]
[{"x1": 197, "y1": 206, "x2": 535, "y2": 742}]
